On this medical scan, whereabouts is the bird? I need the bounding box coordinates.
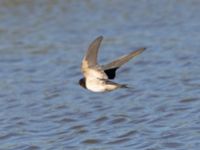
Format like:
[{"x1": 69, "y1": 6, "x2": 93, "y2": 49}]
[{"x1": 79, "y1": 36, "x2": 145, "y2": 92}]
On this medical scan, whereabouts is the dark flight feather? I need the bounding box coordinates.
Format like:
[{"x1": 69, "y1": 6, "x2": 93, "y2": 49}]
[{"x1": 104, "y1": 67, "x2": 119, "y2": 79}]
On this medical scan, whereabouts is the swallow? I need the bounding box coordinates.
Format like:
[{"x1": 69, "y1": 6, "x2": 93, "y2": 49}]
[{"x1": 79, "y1": 36, "x2": 145, "y2": 92}]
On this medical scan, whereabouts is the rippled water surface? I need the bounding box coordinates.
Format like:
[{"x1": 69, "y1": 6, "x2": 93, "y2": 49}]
[{"x1": 0, "y1": 0, "x2": 200, "y2": 149}]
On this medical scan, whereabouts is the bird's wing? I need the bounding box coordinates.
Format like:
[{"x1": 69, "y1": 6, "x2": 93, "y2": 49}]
[
  {"x1": 103, "y1": 67, "x2": 118, "y2": 79},
  {"x1": 102, "y1": 48, "x2": 145, "y2": 70},
  {"x1": 81, "y1": 36, "x2": 103, "y2": 71}
]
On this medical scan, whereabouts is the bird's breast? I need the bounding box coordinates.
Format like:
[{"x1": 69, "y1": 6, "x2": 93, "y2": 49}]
[
  {"x1": 86, "y1": 78, "x2": 106, "y2": 92},
  {"x1": 85, "y1": 78, "x2": 119, "y2": 92}
]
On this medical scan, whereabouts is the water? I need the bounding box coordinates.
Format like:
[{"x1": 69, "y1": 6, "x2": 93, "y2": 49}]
[{"x1": 0, "y1": 0, "x2": 200, "y2": 149}]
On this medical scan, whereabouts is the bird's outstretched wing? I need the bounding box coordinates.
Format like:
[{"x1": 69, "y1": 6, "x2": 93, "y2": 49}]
[
  {"x1": 81, "y1": 36, "x2": 103, "y2": 71},
  {"x1": 102, "y1": 48, "x2": 146, "y2": 70},
  {"x1": 102, "y1": 48, "x2": 145, "y2": 79}
]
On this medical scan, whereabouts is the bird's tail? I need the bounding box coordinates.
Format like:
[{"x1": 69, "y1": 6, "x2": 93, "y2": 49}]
[{"x1": 120, "y1": 84, "x2": 133, "y2": 89}]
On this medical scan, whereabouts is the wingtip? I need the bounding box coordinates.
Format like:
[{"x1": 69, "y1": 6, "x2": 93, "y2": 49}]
[
  {"x1": 133, "y1": 47, "x2": 146, "y2": 55},
  {"x1": 97, "y1": 35, "x2": 103, "y2": 40},
  {"x1": 140, "y1": 47, "x2": 146, "y2": 51}
]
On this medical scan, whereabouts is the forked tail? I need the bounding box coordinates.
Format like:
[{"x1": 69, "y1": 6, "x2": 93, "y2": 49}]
[{"x1": 120, "y1": 84, "x2": 133, "y2": 89}]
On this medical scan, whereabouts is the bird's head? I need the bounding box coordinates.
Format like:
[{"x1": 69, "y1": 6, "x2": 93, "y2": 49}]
[{"x1": 79, "y1": 78, "x2": 86, "y2": 89}]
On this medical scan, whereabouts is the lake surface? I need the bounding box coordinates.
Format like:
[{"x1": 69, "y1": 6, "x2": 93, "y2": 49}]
[{"x1": 0, "y1": 0, "x2": 200, "y2": 149}]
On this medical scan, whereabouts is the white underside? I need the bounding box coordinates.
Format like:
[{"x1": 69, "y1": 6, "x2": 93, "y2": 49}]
[
  {"x1": 86, "y1": 78, "x2": 118, "y2": 92},
  {"x1": 84, "y1": 67, "x2": 119, "y2": 92}
]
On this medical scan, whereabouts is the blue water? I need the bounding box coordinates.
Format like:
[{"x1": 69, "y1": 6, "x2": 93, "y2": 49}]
[{"x1": 0, "y1": 0, "x2": 200, "y2": 149}]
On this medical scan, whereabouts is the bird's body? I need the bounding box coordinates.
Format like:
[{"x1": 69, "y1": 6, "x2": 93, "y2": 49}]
[
  {"x1": 79, "y1": 36, "x2": 145, "y2": 92},
  {"x1": 80, "y1": 76, "x2": 127, "y2": 92},
  {"x1": 86, "y1": 78, "x2": 117, "y2": 92},
  {"x1": 80, "y1": 65, "x2": 122, "y2": 92}
]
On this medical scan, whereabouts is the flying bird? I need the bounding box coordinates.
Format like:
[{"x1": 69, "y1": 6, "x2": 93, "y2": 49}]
[{"x1": 79, "y1": 36, "x2": 145, "y2": 92}]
